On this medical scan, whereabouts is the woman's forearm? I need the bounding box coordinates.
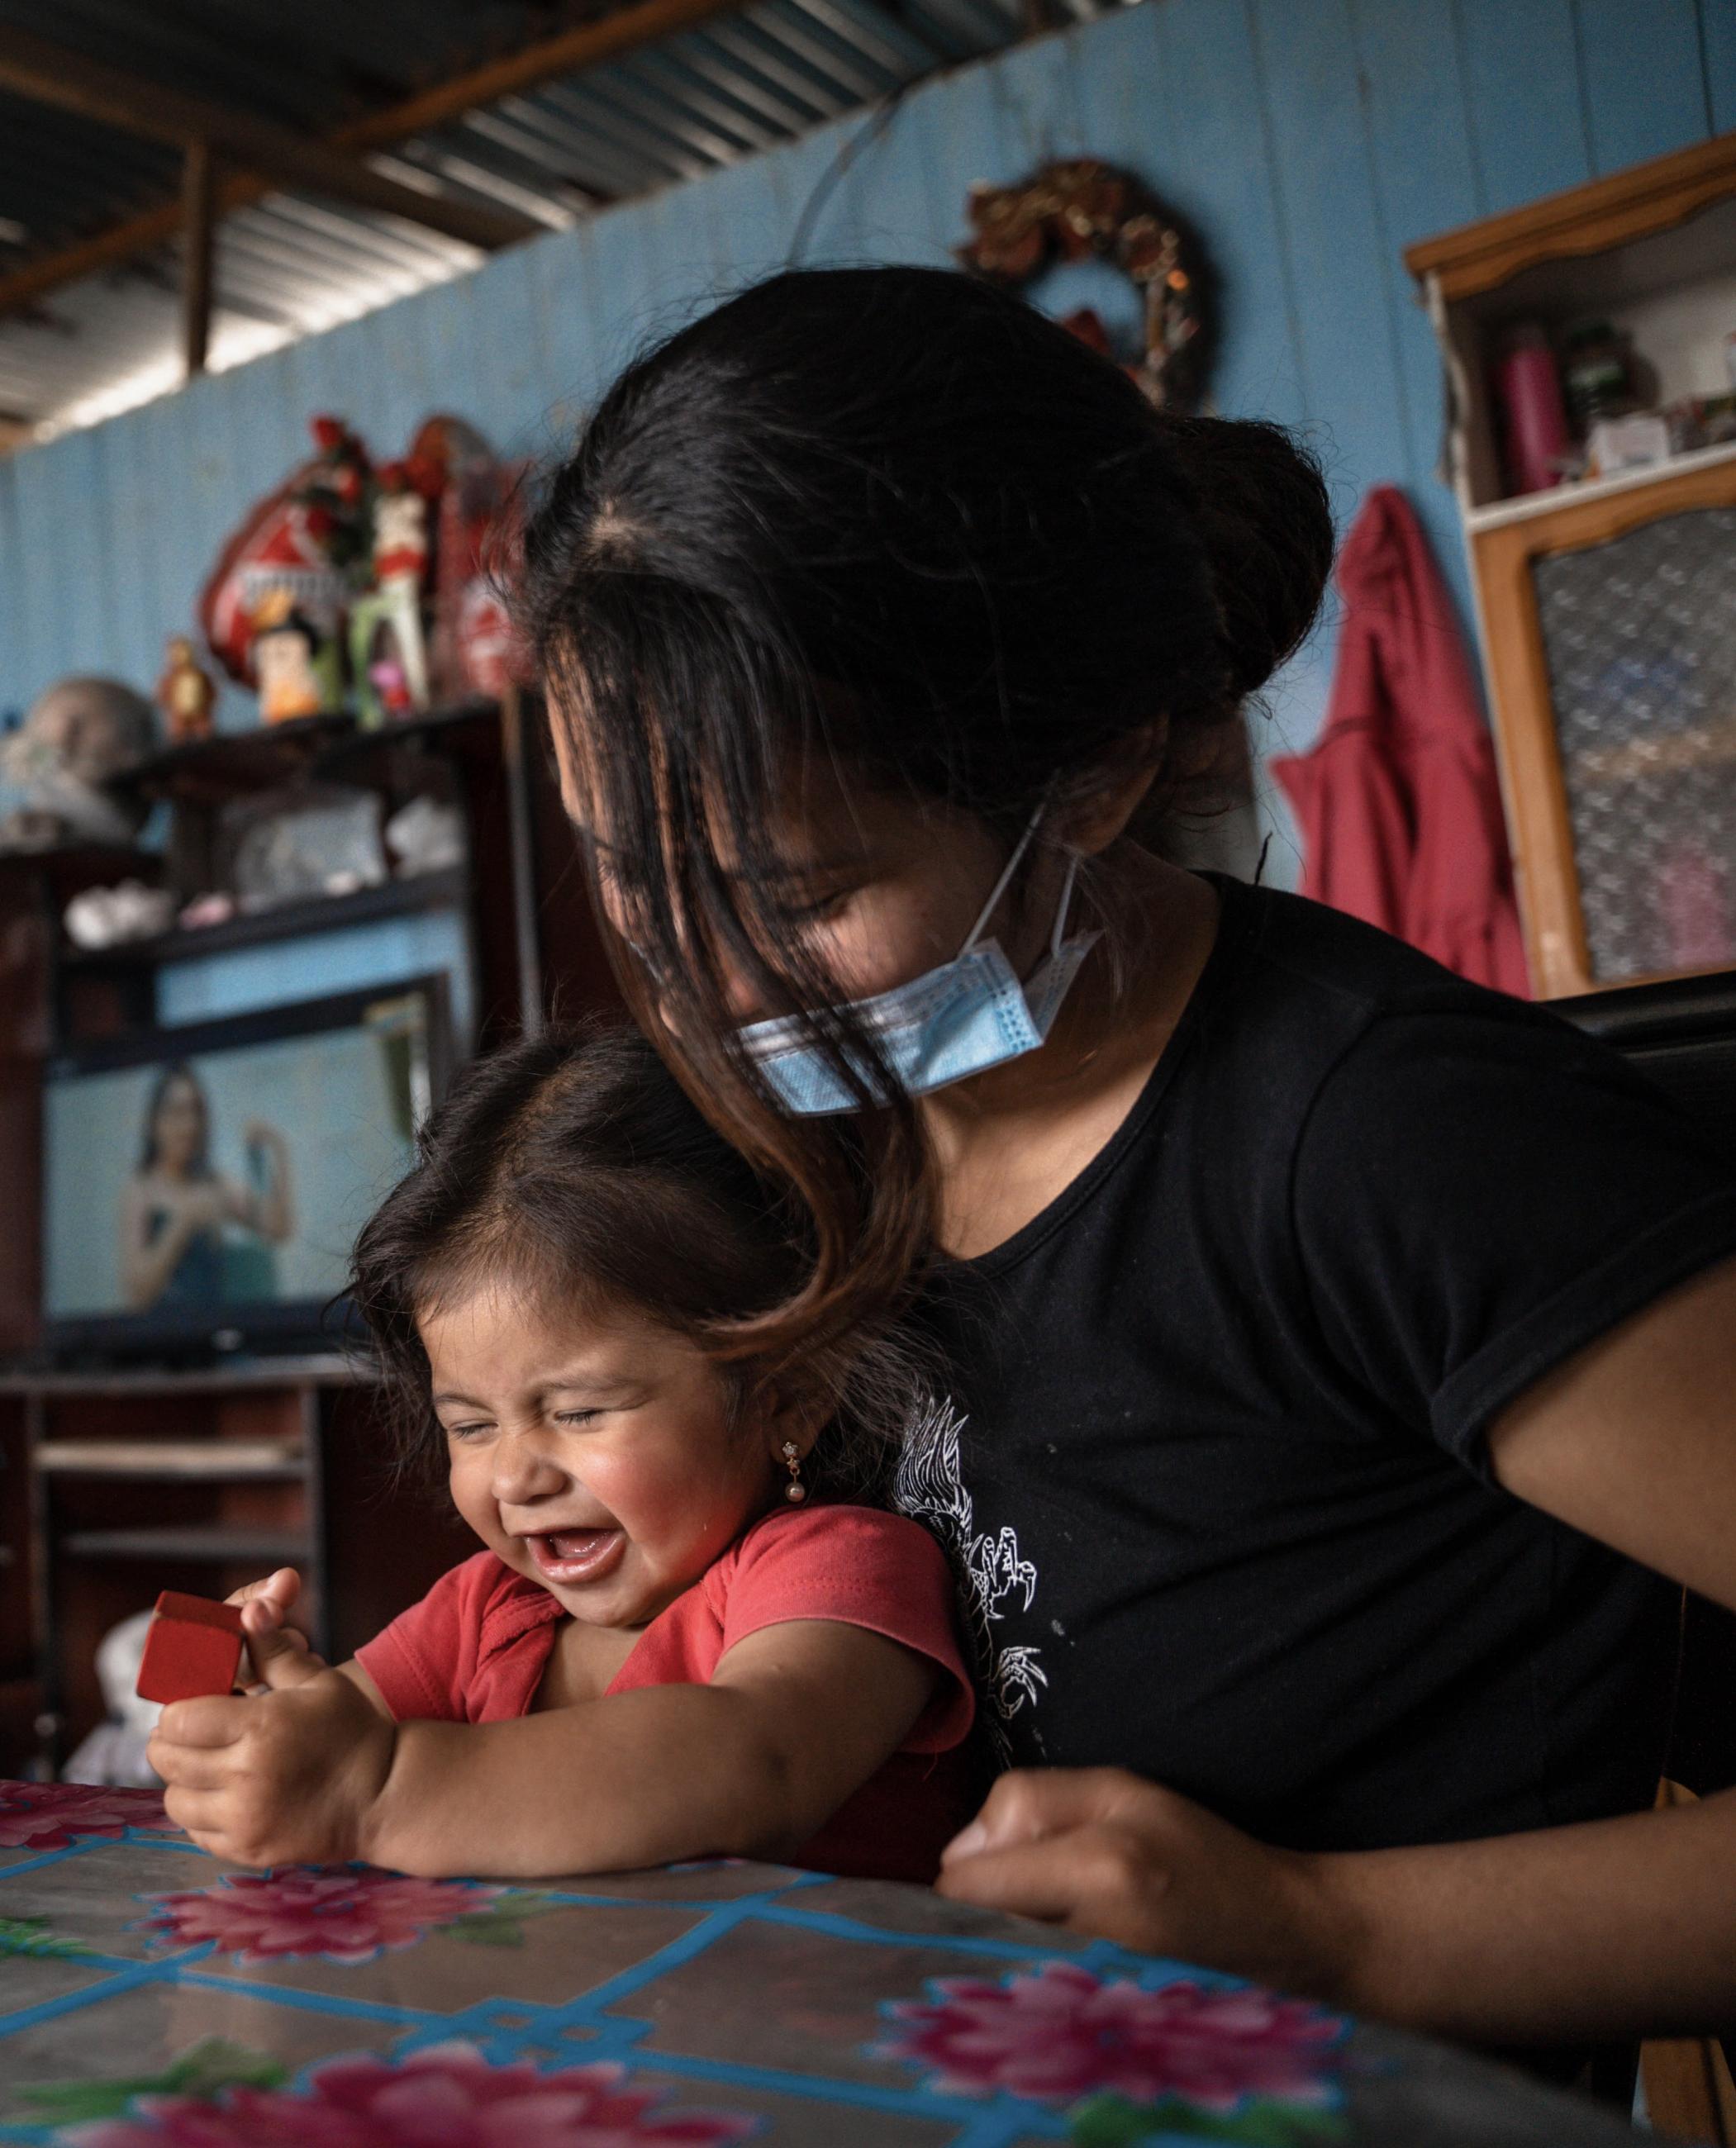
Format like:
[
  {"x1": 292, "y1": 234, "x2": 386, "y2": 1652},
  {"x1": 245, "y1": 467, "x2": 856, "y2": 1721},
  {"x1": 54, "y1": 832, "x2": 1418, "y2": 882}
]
[
  {"x1": 1310, "y1": 1787, "x2": 1736, "y2": 2042},
  {"x1": 358, "y1": 1686, "x2": 800, "y2": 1880}
]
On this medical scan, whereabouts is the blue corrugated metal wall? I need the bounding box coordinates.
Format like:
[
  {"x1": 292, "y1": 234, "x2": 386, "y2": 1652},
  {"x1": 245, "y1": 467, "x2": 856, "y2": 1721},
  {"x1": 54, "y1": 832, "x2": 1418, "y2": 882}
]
[{"x1": 1, "y1": 0, "x2": 1730, "y2": 1007}]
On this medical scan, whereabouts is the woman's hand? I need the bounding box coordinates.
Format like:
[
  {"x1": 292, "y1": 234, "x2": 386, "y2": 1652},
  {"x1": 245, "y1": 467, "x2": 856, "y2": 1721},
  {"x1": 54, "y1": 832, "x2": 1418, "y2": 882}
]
[
  {"x1": 147, "y1": 1618, "x2": 395, "y2": 1868},
  {"x1": 935, "y1": 1768, "x2": 1358, "y2": 2002}
]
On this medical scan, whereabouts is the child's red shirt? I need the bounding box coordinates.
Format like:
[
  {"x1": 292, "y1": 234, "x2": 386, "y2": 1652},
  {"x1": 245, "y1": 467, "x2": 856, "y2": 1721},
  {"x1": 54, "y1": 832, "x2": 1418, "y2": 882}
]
[{"x1": 355, "y1": 1503, "x2": 978, "y2": 1884}]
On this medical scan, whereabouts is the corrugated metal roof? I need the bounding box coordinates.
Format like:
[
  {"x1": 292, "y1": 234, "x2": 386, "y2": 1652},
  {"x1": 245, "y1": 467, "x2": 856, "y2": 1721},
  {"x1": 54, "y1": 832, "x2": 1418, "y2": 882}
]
[{"x1": 0, "y1": 0, "x2": 1118, "y2": 439}]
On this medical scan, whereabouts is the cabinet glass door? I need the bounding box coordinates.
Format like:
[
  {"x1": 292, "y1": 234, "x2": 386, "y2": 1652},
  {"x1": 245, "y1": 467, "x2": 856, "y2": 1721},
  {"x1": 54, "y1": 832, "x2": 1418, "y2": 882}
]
[{"x1": 1533, "y1": 507, "x2": 1736, "y2": 981}]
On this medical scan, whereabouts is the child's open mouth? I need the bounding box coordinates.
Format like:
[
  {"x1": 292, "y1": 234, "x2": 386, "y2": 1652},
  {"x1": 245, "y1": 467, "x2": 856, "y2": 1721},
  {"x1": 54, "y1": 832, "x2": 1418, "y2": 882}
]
[{"x1": 524, "y1": 1528, "x2": 627, "y2": 1585}]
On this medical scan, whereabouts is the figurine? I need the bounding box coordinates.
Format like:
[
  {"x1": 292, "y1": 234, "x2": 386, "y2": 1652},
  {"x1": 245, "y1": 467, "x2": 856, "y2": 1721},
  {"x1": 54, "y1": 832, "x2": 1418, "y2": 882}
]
[
  {"x1": 198, "y1": 414, "x2": 371, "y2": 687},
  {"x1": 156, "y1": 635, "x2": 217, "y2": 744},
  {"x1": 372, "y1": 462, "x2": 431, "y2": 590},
  {"x1": 349, "y1": 578, "x2": 429, "y2": 727},
  {"x1": 251, "y1": 591, "x2": 339, "y2": 725},
  {"x1": 0, "y1": 675, "x2": 155, "y2": 851},
  {"x1": 61, "y1": 1611, "x2": 164, "y2": 1787}
]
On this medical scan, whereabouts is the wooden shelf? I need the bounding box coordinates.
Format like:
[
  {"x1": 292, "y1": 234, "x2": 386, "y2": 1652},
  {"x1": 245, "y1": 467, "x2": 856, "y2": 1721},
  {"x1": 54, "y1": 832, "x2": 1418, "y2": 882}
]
[
  {"x1": 1464, "y1": 440, "x2": 1736, "y2": 535},
  {"x1": 36, "y1": 1438, "x2": 305, "y2": 1479},
  {"x1": 118, "y1": 700, "x2": 503, "y2": 810},
  {"x1": 59, "y1": 865, "x2": 468, "y2": 971},
  {"x1": 59, "y1": 1527, "x2": 307, "y2": 1564},
  {"x1": 0, "y1": 1356, "x2": 365, "y2": 1396},
  {"x1": 316, "y1": 698, "x2": 501, "y2": 779},
  {"x1": 1405, "y1": 130, "x2": 1736, "y2": 300},
  {"x1": 122, "y1": 712, "x2": 357, "y2": 808},
  {"x1": 0, "y1": 843, "x2": 156, "y2": 884}
]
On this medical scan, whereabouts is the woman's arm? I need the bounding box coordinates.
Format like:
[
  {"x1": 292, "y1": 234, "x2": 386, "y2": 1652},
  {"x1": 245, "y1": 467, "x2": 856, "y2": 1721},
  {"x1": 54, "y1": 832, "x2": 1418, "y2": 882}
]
[
  {"x1": 939, "y1": 1253, "x2": 1736, "y2": 2043},
  {"x1": 231, "y1": 1123, "x2": 295, "y2": 1243},
  {"x1": 147, "y1": 1614, "x2": 937, "y2": 1878}
]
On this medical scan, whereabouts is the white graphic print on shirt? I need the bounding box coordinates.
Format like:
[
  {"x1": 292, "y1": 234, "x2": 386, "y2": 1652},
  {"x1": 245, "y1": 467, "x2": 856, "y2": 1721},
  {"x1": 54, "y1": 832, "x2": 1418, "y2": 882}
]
[{"x1": 893, "y1": 1392, "x2": 1046, "y2": 1762}]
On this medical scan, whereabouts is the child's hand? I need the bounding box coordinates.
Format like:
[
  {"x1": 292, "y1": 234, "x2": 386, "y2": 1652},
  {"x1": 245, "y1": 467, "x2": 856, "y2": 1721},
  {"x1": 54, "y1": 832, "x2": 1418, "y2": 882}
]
[
  {"x1": 148, "y1": 1618, "x2": 395, "y2": 1868},
  {"x1": 225, "y1": 1567, "x2": 312, "y2": 1687}
]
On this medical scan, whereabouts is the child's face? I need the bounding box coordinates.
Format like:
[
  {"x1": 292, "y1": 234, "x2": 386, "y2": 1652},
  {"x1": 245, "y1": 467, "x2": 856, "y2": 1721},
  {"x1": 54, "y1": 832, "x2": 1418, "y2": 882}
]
[{"x1": 422, "y1": 1283, "x2": 779, "y2": 1629}]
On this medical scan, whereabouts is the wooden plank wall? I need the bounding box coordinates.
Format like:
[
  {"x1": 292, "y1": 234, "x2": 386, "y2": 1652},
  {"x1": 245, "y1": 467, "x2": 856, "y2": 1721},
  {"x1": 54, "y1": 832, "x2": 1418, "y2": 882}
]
[{"x1": 1, "y1": 0, "x2": 1730, "y2": 943}]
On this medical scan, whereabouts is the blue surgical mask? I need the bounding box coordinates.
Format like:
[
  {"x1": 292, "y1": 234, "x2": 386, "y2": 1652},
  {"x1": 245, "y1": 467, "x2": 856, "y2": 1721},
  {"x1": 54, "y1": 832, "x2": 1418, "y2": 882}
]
[{"x1": 736, "y1": 811, "x2": 1100, "y2": 1115}]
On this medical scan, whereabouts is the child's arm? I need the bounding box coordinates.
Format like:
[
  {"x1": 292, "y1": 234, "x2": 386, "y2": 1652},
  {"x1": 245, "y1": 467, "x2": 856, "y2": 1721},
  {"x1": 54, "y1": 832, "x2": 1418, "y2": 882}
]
[{"x1": 148, "y1": 1613, "x2": 938, "y2": 1877}]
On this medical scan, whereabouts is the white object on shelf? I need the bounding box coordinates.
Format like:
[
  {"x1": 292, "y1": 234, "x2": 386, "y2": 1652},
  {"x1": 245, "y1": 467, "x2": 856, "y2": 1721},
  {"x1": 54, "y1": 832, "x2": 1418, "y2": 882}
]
[
  {"x1": 385, "y1": 794, "x2": 465, "y2": 875},
  {"x1": 1586, "y1": 412, "x2": 1672, "y2": 476},
  {"x1": 63, "y1": 879, "x2": 176, "y2": 948}
]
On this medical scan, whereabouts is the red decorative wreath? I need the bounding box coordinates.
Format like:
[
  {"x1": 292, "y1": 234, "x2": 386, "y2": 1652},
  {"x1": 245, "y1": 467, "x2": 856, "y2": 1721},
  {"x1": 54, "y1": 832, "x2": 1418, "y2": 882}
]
[{"x1": 958, "y1": 158, "x2": 1211, "y2": 411}]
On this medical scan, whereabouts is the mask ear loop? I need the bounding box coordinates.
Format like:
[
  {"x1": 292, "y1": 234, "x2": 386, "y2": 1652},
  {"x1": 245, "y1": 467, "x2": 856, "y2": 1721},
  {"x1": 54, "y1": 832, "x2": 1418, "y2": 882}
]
[
  {"x1": 1049, "y1": 851, "x2": 1082, "y2": 958},
  {"x1": 963, "y1": 801, "x2": 1047, "y2": 953}
]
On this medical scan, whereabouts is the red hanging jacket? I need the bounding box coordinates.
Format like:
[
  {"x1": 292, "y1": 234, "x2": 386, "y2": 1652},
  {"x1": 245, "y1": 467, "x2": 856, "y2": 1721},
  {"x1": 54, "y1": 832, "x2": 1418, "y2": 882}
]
[{"x1": 1271, "y1": 486, "x2": 1529, "y2": 998}]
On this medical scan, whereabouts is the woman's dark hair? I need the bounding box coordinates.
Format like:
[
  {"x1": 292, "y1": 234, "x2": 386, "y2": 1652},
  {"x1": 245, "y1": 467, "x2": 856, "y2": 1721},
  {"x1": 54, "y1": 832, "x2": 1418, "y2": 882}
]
[
  {"x1": 517, "y1": 264, "x2": 1334, "y2": 1364},
  {"x1": 138, "y1": 1063, "x2": 212, "y2": 1178},
  {"x1": 349, "y1": 1020, "x2": 914, "y2": 1496}
]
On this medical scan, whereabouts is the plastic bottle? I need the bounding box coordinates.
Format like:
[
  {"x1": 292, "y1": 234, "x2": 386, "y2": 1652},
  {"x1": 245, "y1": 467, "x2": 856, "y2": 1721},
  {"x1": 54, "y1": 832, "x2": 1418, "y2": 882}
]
[{"x1": 1495, "y1": 324, "x2": 1572, "y2": 495}]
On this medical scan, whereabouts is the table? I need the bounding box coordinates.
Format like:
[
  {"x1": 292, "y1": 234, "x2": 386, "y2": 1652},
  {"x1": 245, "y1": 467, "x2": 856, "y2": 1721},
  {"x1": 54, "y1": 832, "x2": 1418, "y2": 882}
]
[{"x1": 0, "y1": 1781, "x2": 1641, "y2": 2146}]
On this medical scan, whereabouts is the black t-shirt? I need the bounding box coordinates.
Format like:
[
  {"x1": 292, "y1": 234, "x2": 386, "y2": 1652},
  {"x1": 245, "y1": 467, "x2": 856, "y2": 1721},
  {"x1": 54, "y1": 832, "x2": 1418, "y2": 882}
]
[{"x1": 896, "y1": 876, "x2": 1736, "y2": 1858}]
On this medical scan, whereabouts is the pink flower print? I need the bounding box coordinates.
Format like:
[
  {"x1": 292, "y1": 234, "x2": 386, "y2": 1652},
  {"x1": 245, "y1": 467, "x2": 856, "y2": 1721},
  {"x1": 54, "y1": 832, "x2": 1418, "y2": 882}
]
[
  {"x1": 0, "y1": 1781, "x2": 171, "y2": 1851},
  {"x1": 881, "y1": 1960, "x2": 1344, "y2": 2111},
  {"x1": 140, "y1": 1867, "x2": 505, "y2": 1965},
  {"x1": 70, "y1": 2041, "x2": 758, "y2": 2147}
]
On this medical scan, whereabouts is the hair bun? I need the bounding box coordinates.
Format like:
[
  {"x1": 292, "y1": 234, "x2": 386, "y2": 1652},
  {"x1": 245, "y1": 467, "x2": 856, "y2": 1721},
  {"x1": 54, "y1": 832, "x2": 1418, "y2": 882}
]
[{"x1": 1153, "y1": 414, "x2": 1334, "y2": 701}]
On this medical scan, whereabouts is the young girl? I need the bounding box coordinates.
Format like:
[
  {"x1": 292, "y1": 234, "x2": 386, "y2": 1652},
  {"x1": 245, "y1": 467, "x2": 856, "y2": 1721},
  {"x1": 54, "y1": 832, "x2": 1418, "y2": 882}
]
[
  {"x1": 513, "y1": 264, "x2": 1736, "y2": 2082},
  {"x1": 147, "y1": 1024, "x2": 976, "y2": 1884}
]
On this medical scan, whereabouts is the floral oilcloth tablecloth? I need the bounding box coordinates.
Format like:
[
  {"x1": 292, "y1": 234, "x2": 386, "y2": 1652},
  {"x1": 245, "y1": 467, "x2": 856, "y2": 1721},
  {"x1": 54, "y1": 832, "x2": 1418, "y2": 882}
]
[{"x1": 0, "y1": 1781, "x2": 1640, "y2": 2148}]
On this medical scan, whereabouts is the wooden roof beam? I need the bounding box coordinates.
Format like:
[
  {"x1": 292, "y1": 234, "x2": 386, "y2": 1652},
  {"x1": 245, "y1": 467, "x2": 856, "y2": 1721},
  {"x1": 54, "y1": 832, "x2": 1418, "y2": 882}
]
[
  {"x1": 0, "y1": 26, "x2": 538, "y2": 253},
  {"x1": 0, "y1": 0, "x2": 751, "y2": 326}
]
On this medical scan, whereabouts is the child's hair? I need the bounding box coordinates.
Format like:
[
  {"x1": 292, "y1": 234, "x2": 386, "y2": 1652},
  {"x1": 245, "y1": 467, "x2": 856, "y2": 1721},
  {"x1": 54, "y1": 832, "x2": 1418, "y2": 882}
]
[
  {"x1": 349, "y1": 1020, "x2": 915, "y2": 1499},
  {"x1": 516, "y1": 264, "x2": 1334, "y2": 1376}
]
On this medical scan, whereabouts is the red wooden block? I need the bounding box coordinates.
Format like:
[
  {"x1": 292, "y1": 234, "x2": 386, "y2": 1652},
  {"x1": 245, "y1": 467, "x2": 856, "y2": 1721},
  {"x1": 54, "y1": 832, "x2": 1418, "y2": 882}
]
[{"x1": 136, "y1": 1590, "x2": 245, "y2": 1704}]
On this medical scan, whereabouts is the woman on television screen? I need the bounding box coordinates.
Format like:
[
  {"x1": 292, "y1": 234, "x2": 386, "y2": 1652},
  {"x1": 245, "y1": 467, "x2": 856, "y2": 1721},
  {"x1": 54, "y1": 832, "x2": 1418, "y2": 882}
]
[{"x1": 120, "y1": 1063, "x2": 295, "y2": 1312}]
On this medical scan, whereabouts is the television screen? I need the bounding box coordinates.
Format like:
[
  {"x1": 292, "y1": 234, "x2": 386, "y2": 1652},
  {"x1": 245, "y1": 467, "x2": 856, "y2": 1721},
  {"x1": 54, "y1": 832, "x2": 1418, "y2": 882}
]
[{"x1": 41, "y1": 977, "x2": 450, "y2": 1361}]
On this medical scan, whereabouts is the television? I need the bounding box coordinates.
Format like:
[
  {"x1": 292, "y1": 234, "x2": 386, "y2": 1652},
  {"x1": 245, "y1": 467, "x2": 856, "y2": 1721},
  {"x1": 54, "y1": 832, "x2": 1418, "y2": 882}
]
[{"x1": 40, "y1": 977, "x2": 452, "y2": 1364}]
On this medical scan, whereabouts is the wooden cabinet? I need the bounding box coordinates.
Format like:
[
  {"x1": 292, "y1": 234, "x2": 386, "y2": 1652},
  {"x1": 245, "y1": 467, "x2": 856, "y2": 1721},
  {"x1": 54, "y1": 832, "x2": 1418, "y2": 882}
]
[{"x1": 1408, "y1": 136, "x2": 1736, "y2": 999}]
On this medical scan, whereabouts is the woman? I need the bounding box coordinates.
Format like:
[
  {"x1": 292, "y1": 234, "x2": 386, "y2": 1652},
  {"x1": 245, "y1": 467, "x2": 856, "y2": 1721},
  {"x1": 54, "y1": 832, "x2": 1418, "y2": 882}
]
[
  {"x1": 121, "y1": 1063, "x2": 294, "y2": 1312},
  {"x1": 516, "y1": 264, "x2": 1736, "y2": 2075}
]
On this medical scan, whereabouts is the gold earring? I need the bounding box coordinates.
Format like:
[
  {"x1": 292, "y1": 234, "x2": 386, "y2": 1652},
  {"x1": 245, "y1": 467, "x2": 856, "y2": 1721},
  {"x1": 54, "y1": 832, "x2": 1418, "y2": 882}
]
[{"x1": 780, "y1": 1440, "x2": 807, "y2": 1504}]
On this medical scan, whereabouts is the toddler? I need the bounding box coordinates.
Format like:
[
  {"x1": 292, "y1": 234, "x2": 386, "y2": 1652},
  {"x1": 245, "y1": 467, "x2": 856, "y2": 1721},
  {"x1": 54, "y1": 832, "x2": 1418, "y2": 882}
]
[{"x1": 148, "y1": 1024, "x2": 974, "y2": 1882}]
